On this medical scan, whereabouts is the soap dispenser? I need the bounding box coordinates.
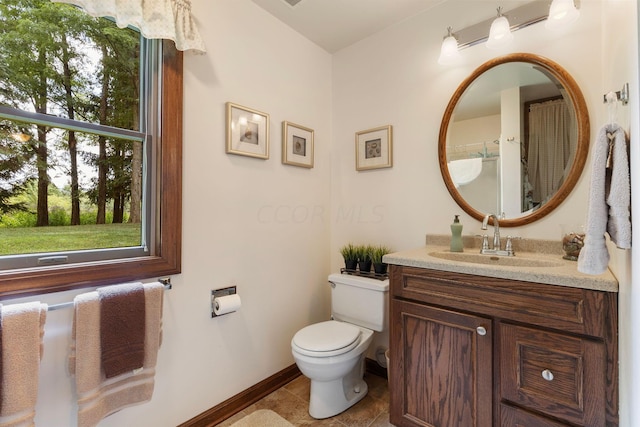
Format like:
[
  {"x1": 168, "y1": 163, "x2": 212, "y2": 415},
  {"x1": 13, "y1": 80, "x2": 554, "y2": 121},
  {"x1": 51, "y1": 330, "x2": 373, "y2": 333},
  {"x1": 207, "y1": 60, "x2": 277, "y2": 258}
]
[{"x1": 450, "y1": 215, "x2": 463, "y2": 252}]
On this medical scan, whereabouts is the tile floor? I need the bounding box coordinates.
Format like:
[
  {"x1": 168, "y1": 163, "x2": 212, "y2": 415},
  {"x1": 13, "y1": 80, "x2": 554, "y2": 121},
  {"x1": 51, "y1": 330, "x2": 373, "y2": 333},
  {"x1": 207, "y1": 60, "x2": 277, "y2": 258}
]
[{"x1": 217, "y1": 373, "x2": 392, "y2": 427}]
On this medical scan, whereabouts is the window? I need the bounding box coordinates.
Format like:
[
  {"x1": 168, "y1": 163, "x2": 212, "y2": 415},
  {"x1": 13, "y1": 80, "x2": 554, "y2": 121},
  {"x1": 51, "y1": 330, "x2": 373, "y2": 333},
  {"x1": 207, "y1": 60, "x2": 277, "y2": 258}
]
[{"x1": 0, "y1": 2, "x2": 181, "y2": 297}]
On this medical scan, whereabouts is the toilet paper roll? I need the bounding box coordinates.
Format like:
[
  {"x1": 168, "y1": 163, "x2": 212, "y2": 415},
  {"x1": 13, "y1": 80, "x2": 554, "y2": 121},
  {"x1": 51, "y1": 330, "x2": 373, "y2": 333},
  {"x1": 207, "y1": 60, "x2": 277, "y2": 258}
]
[{"x1": 214, "y1": 294, "x2": 241, "y2": 316}]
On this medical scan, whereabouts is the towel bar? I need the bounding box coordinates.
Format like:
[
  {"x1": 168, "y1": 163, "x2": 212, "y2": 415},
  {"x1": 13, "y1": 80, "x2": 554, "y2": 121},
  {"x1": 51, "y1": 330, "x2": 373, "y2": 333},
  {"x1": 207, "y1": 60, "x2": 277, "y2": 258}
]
[{"x1": 47, "y1": 278, "x2": 172, "y2": 312}]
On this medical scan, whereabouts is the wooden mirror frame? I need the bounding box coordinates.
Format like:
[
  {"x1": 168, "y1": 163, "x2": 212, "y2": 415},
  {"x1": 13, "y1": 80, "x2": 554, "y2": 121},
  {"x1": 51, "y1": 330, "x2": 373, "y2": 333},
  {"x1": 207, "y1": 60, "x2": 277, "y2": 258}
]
[{"x1": 438, "y1": 53, "x2": 590, "y2": 227}]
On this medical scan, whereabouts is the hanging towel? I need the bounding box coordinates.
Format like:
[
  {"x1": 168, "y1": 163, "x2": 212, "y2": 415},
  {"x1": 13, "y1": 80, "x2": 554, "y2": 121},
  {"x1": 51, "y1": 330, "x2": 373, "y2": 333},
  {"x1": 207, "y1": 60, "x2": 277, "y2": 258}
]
[
  {"x1": 69, "y1": 282, "x2": 163, "y2": 427},
  {"x1": 0, "y1": 301, "x2": 47, "y2": 427},
  {"x1": 578, "y1": 123, "x2": 631, "y2": 275},
  {"x1": 606, "y1": 126, "x2": 632, "y2": 248},
  {"x1": 0, "y1": 303, "x2": 3, "y2": 415},
  {"x1": 447, "y1": 157, "x2": 482, "y2": 188},
  {"x1": 97, "y1": 283, "x2": 146, "y2": 378}
]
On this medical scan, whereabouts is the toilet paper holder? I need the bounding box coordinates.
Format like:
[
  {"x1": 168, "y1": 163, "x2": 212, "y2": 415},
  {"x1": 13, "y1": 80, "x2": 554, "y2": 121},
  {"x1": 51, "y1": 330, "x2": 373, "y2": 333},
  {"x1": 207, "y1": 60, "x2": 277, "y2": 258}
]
[{"x1": 211, "y1": 286, "x2": 238, "y2": 317}]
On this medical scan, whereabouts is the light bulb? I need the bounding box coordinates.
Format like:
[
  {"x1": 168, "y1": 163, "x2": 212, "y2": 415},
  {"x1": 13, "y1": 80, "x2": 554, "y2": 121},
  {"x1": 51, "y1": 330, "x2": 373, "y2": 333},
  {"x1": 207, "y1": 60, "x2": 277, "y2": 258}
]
[
  {"x1": 438, "y1": 27, "x2": 460, "y2": 65},
  {"x1": 486, "y1": 7, "x2": 513, "y2": 49},
  {"x1": 546, "y1": 0, "x2": 580, "y2": 29}
]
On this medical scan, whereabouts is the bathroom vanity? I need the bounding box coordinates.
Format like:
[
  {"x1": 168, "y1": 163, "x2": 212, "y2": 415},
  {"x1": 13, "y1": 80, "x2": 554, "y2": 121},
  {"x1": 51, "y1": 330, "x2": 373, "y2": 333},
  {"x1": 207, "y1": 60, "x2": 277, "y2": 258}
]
[
  {"x1": 385, "y1": 241, "x2": 618, "y2": 427},
  {"x1": 390, "y1": 51, "x2": 621, "y2": 426}
]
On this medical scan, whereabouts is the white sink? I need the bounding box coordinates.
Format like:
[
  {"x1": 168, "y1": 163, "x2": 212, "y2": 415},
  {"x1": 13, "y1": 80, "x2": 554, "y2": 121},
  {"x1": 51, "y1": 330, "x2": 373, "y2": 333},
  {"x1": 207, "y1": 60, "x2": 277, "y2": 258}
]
[{"x1": 428, "y1": 251, "x2": 564, "y2": 268}]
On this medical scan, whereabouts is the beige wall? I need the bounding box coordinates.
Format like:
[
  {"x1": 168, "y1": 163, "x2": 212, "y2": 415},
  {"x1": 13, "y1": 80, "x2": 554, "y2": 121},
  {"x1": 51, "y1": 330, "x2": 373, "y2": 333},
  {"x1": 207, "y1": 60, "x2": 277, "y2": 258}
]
[
  {"x1": 7, "y1": 0, "x2": 637, "y2": 426},
  {"x1": 602, "y1": 1, "x2": 638, "y2": 426},
  {"x1": 330, "y1": 0, "x2": 604, "y2": 266}
]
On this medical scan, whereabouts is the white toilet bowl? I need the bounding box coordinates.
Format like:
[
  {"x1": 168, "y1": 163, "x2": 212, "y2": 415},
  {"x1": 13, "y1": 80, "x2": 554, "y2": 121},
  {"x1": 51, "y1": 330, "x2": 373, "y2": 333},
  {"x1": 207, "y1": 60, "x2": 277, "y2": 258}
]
[
  {"x1": 292, "y1": 273, "x2": 388, "y2": 419},
  {"x1": 291, "y1": 320, "x2": 374, "y2": 419}
]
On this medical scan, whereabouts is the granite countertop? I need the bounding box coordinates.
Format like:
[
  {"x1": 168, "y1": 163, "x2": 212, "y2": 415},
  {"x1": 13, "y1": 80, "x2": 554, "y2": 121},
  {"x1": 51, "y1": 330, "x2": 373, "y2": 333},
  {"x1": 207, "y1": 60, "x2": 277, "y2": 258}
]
[{"x1": 382, "y1": 235, "x2": 619, "y2": 292}]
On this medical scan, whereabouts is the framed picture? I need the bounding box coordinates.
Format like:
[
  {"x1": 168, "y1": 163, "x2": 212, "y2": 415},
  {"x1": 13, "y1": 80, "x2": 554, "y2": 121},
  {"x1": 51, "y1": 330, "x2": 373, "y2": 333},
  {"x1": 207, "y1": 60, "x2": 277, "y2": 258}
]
[
  {"x1": 355, "y1": 125, "x2": 393, "y2": 171},
  {"x1": 226, "y1": 102, "x2": 270, "y2": 159},
  {"x1": 282, "y1": 121, "x2": 314, "y2": 168}
]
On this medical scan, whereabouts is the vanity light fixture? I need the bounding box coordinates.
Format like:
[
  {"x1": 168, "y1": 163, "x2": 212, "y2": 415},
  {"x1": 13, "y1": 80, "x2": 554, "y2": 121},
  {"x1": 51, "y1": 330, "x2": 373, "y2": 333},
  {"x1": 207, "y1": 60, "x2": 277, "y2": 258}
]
[
  {"x1": 438, "y1": 27, "x2": 461, "y2": 65},
  {"x1": 486, "y1": 7, "x2": 513, "y2": 49},
  {"x1": 545, "y1": 0, "x2": 580, "y2": 29},
  {"x1": 437, "y1": 1, "x2": 580, "y2": 62}
]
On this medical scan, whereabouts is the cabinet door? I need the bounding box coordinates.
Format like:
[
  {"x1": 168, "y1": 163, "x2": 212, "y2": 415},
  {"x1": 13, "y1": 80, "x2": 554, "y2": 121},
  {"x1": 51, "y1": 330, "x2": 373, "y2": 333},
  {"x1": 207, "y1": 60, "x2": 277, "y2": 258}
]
[
  {"x1": 390, "y1": 299, "x2": 492, "y2": 427},
  {"x1": 500, "y1": 323, "x2": 605, "y2": 426}
]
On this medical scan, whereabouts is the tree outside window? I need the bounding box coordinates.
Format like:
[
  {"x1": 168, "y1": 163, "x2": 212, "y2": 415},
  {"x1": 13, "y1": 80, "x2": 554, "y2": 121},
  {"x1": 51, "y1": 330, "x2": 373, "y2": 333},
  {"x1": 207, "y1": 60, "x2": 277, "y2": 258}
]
[{"x1": 0, "y1": 0, "x2": 182, "y2": 295}]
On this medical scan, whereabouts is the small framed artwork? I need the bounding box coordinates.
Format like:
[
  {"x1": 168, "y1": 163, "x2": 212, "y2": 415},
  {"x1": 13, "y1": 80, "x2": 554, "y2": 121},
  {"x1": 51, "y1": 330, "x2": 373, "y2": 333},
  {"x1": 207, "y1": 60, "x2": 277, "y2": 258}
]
[
  {"x1": 282, "y1": 121, "x2": 314, "y2": 168},
  {"x1": 226, "y1": 102, "x2": 270, "y2": 159},
  {"x1": 355, "y1": 125, "x2": 393, "y2": 171}
]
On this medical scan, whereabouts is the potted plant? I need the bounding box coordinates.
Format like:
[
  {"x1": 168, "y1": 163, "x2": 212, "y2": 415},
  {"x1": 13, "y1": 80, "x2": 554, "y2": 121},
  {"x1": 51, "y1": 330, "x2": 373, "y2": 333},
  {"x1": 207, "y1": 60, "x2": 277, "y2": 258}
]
[
  {"x1": 356, "y1": 244, "x2": 374, "y2": 273},
  {"x1": 370, "y1": 245, "x2": 392, "y2": 275},
  {"x1": 340, "y1": 243, "x2": 359, "y2": 271}
]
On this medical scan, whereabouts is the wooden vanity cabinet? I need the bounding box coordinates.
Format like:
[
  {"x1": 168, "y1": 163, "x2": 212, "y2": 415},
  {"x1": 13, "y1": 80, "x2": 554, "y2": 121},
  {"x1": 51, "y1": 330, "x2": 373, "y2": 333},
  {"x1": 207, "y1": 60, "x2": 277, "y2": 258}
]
[{"x1": 389, "y1": 265, "x2": 618, "y2": 427}]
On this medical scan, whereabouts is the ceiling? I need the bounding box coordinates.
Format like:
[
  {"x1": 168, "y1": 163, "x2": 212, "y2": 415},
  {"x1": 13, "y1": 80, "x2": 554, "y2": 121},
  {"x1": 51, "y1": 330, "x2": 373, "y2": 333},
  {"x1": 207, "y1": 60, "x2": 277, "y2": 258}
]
[
  {"x1": 249, "y1": 0, "x2": 560, "y2": 119},
  {"x1": 250, "y1": 0, "x2": 447, "y2": 53}
]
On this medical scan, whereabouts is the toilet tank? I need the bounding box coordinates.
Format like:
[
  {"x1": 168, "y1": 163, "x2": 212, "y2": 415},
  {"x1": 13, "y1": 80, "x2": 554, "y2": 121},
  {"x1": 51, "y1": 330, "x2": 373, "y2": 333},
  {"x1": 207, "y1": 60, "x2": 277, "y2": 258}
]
[{"x1": 328, "y1": 273, "x2": 389, "y2": 332}]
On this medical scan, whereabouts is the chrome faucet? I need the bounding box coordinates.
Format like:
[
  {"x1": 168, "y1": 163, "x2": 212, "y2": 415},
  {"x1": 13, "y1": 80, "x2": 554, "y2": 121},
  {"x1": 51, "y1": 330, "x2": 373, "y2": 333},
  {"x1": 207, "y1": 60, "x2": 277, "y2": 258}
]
[
  {"x1": 479, "y1": 214, "x2": 516, "y2": 256},
  {"x1": 481, "y1": 214, "x2": 501, "y2": 250}
]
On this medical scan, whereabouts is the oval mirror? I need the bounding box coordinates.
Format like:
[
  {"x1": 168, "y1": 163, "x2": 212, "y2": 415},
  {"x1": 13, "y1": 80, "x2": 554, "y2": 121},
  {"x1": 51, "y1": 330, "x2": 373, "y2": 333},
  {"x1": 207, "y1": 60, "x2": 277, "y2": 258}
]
[{"x1": 438, "y1": 53, "x2": 589, "y2": 227}]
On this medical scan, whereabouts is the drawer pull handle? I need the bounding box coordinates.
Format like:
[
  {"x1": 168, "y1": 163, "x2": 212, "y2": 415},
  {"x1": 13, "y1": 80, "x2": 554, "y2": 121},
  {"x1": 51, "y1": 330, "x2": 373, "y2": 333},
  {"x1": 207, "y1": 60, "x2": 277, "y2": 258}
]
[
  {"x1": 541, "y1": 369, "x2": 554, "y2": 381},
  {"x1": 476, "y1": 326, "x2": 487, "y2": 336}
]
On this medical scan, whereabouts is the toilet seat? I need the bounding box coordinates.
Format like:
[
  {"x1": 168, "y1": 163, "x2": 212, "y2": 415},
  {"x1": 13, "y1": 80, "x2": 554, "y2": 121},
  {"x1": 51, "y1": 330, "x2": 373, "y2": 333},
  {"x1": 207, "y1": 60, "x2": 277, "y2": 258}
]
[{"x1": 292, "y1": 320, "x2": 361, "y2": 357}]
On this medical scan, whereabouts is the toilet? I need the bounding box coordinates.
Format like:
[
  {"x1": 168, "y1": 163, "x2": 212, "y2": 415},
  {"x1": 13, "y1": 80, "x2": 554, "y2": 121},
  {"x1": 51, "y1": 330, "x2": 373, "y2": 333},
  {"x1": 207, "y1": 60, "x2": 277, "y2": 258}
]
[{"x1": 291, "y1": 272, "x2": 389, "y2": 419}]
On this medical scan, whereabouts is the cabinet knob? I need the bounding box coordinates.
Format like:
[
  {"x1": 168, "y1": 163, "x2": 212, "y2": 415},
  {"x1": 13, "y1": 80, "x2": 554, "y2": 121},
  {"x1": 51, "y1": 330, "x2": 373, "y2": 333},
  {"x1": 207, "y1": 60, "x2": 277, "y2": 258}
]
[
  {"x1": 476, "y1": 326, "x2": 487, "y2": 336},
  {"x1": 541, "y1": 369, "x2": 554, "y2": 381}
]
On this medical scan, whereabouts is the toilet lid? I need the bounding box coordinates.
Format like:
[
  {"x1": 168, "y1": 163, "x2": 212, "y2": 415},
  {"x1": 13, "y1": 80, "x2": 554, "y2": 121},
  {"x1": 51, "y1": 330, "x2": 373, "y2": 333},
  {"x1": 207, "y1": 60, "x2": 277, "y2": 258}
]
[{"x1": 292, "y1": 320, "x2": 361, "y2": 356}]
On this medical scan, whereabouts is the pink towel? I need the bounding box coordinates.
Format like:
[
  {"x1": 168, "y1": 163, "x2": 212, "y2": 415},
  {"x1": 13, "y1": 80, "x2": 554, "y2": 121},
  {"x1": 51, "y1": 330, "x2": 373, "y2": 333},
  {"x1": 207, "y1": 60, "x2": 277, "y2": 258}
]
[
  {"x1": 0, "y1": 303, "x2": 3, "y2": 415},
  {"x1": 70, "y1": 282, "x2": 163, "y2": 427},
  {"x1": 0, "y1": 301, "x2": 47, "y2": 427}
]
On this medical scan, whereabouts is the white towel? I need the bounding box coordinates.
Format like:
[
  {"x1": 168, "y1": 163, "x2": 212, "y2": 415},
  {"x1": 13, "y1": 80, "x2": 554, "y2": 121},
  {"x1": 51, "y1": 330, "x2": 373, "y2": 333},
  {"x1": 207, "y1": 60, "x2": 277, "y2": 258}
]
[
  {"x1": 69, "y1": 283, "x2": 163, "y2": 427},
  {"x1": 578, "y1": 123, "x2": 631, "y2": 275},
  {"x1": 606, "y1": 126, "x2": 632, "y2": 248},
  {"x1": 0, "y1": 302, "x2": 47, "y2": 427},
  {"x1": 447, "y1": 157, "x2": 482, "y2": 187}
]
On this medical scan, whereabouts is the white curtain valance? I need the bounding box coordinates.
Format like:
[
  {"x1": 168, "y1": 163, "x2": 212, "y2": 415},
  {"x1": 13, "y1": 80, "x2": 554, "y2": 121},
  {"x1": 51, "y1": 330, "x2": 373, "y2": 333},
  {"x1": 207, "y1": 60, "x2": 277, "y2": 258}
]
[{"x1": 53, "y1": 0, "x2": 206, "y2": 54}]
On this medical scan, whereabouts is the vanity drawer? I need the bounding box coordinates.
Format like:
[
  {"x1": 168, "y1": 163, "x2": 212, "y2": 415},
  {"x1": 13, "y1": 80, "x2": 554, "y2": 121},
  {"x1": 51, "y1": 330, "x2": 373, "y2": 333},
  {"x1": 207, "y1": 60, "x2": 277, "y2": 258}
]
[
  {"x1": 392, "y1": 266, "x2": 607, "y2": 338},
  {"x1": 500, "y1": 323, "x2": 605, "y2": 426},
  {"x1": 500, "y1": 403, "x2": 570, "y2": 427}
]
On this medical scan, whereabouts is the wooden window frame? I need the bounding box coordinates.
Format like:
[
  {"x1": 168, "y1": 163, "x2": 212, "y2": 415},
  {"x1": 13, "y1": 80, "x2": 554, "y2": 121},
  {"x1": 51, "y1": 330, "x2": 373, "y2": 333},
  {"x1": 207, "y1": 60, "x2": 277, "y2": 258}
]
[{"x1": 0, "y1": 40, "x2": 182, "y2": 298}]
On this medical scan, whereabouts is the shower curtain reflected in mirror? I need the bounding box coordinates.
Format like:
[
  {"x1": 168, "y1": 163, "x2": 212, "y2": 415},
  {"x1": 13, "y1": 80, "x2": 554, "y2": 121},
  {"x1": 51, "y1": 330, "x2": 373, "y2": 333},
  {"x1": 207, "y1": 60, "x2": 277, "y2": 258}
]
[{"x1": 526, "y1": 97, "x2": 577, "y2": 208}]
